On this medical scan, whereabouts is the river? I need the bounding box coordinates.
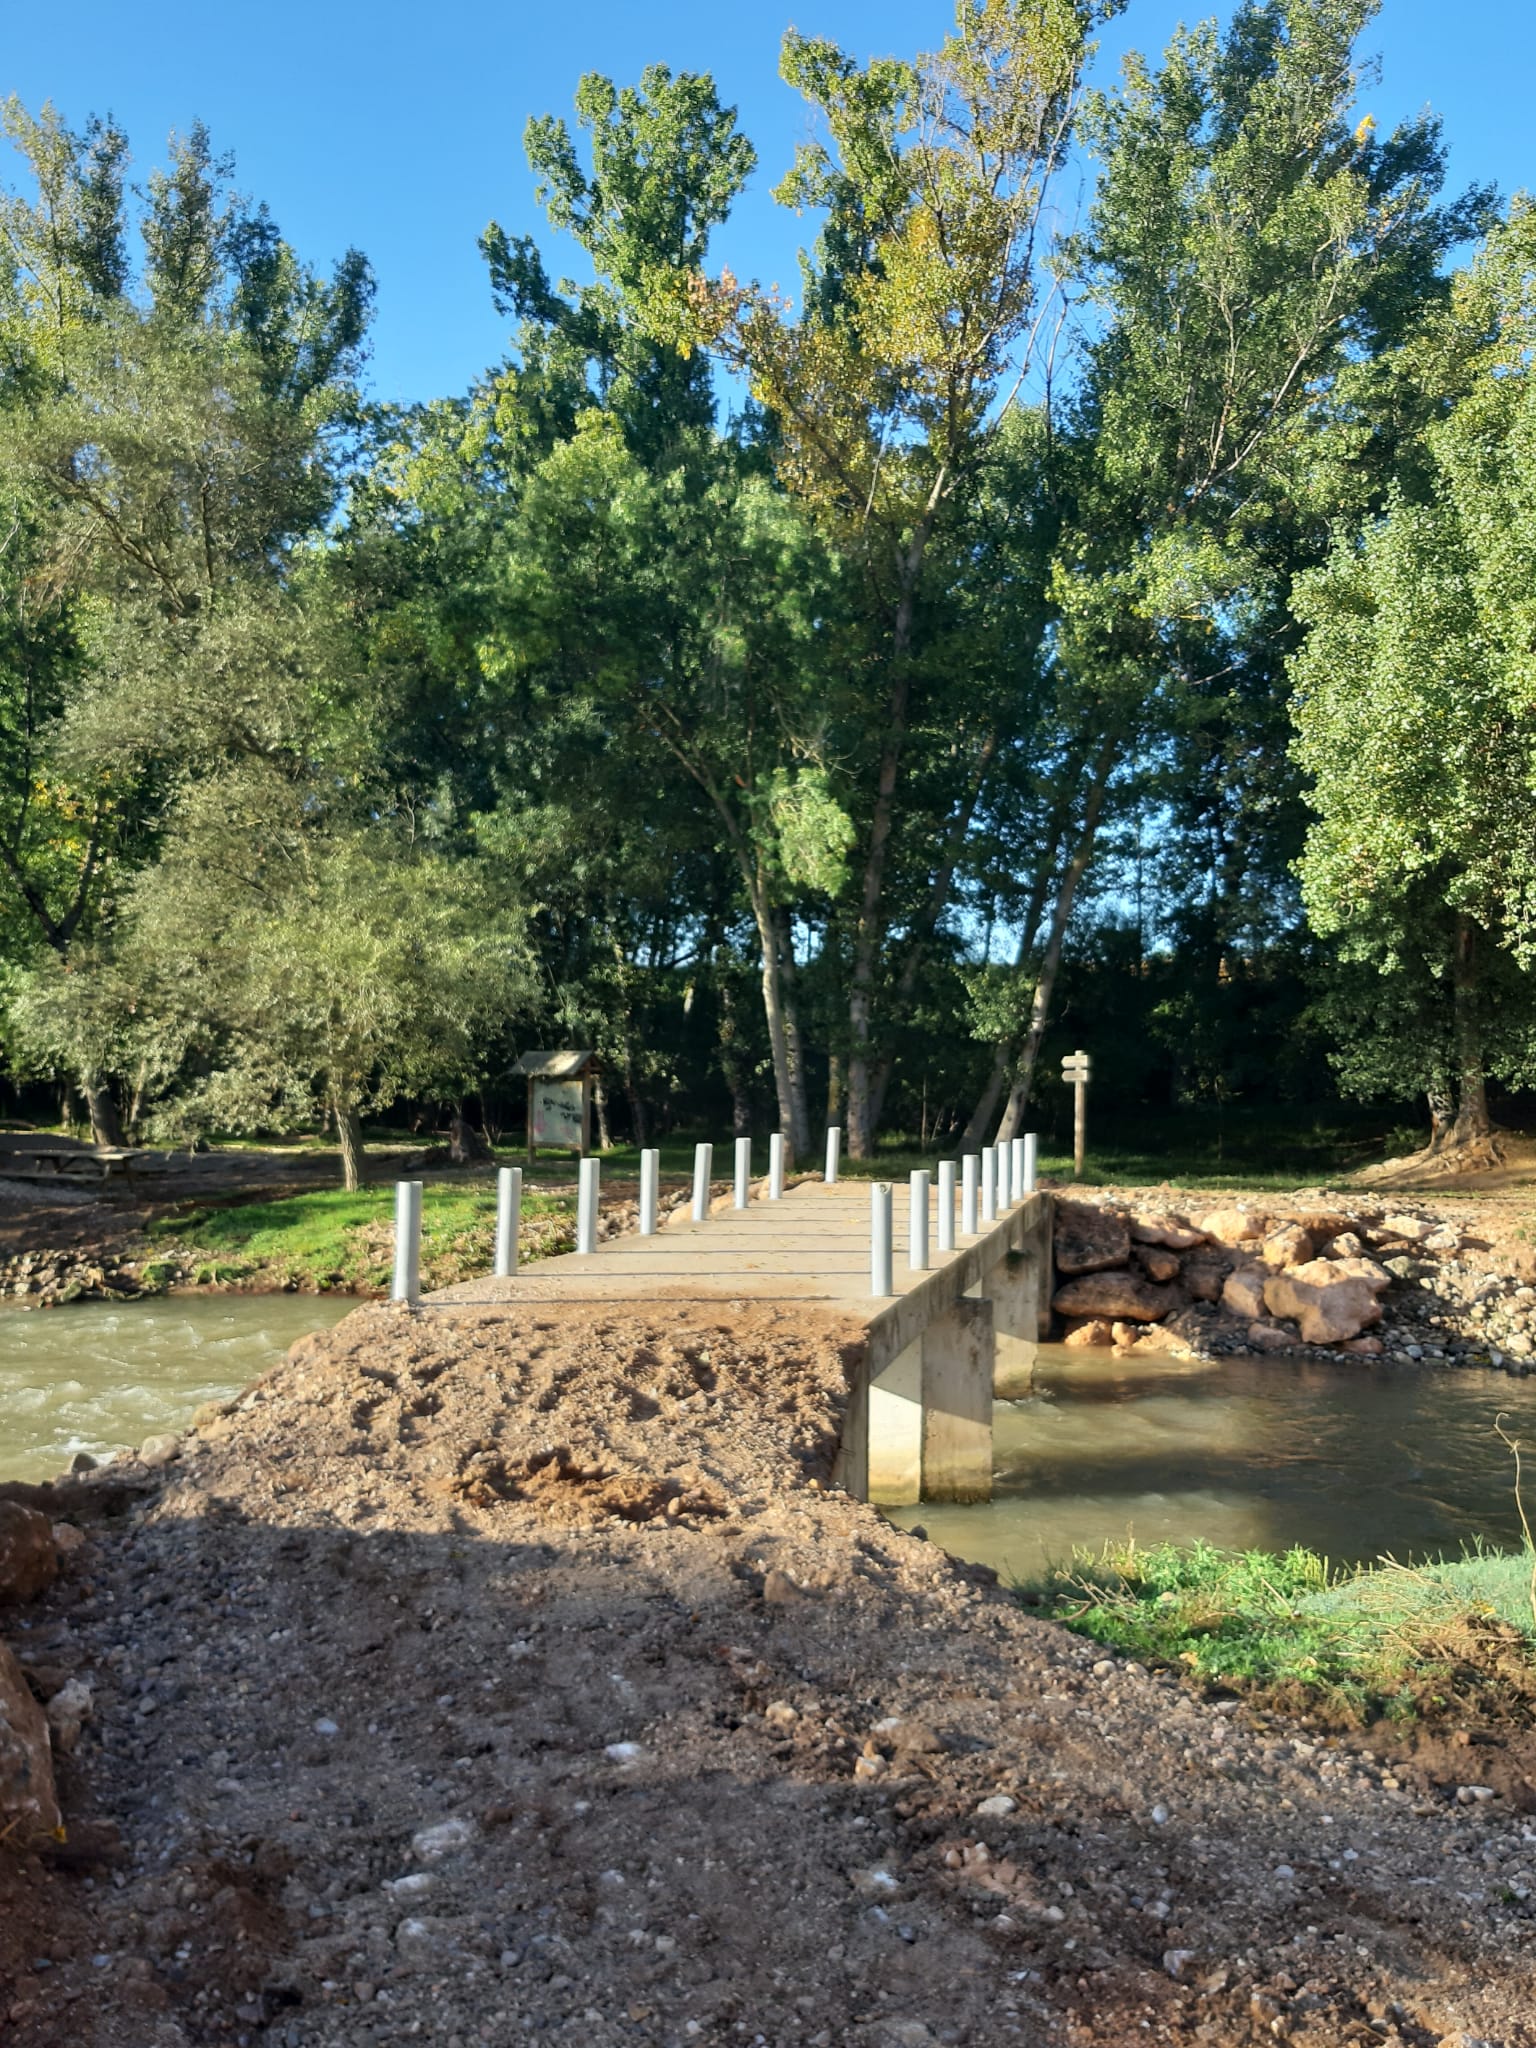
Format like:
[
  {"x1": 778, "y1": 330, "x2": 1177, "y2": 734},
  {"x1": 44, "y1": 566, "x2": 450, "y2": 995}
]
[
  {"x1": 885, "y1": 1345, "x2": 1536, "y2": 1583},
  {"x1": 6, "y1": 1307, "x2": 1535, "y2": 1581},
  {"x1": 0, "y1": 1294, "x2": 354, "y2": 1482}
]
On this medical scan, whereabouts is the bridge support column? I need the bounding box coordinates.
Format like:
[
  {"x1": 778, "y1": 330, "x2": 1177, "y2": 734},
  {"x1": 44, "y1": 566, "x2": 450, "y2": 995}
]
[
  {"x1": 920, "y1": 1296, "x2": 993, "y2": 1502},
  {"x1": 866, "y1": 1337, "x2": 923, "y2": 1505},
  {"x1": 991, "y1": 1249, "x2": 1042, "y2": 1399}
]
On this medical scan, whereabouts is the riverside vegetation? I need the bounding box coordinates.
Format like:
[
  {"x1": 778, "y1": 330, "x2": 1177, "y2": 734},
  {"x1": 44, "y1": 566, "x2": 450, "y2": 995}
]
[{"x1": 1, "y1": 0, "x2": 1535, "y2": 1179}]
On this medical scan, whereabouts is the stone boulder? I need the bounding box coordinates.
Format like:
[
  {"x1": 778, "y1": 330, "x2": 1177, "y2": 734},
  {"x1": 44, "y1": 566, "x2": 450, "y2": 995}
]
[
  {"x1": 0, "y1": 1502, "x2": 57, "y2": 1606},
  {"x1": 1245, "y1": 1322, "x2": 1297, "y2": 1353},
  {"x1": 1182, "y1": 1253, "x2": 1230, "y2": 1304},
  {"x1": 1329, "y1": 1232, "x2": 1365, "y2": 1260},
  {"x1": 1263, "y1": 1260, "x2": 1384, "y2": 1345},
  {"x1": 1381, "y1": 1213, "x2": 1436, "y2": 1244},
  {"x1": 1052, "y1": 1270, "x2": 1176, "y2": 1323},
  {"x1": 1221, "y1": 1266, "x2": 1268, "y2": 1320},
  {"x1": 1062, "y1": 1318, "x2": 1115, "y2": 1348},
  {"x1": 1053, "y1": 1202, "x2": 1131, "y2": 1276},
  {"x1": 1130, "y1": 1214, "x2": 1208, "y2": 1252},
  {"x1": 0, "y1": 1638, "x2": 61, "y2": 1843},
  {"x1": 1330, "y1": 1255, "x2": 1392, "y2": 1295},
  {"x1": 1133, "y1": 1244, "x2": 1182, "y2": 1285},
  {"x1": 1257, "y1": 1223, "x2": 1315, "y2": 1270},
  {"x1": 1112, "y1": 1320, "x2": 1196, "y2": 1358},
  {"x1": 1199, "y1": 1208, "x2": 1269, "y2": 1248}
]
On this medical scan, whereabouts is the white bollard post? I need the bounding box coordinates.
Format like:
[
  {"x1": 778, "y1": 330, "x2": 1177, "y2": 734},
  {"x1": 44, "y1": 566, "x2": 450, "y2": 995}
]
[
  {"x1": 998, "y1": 1138, "x2": 1013, "y2": 1208},
  {"x1": 692, "y1": 1142, "x2": 713, "y2": 1222},
  {"x1": 392, "y1": 1178, "x2": 422, "y2": 1303},
  {"x1": 576, "y1": 1157, "x2": 600, "y2": 1254},
  {"x1": 908, "y1": 1169, "x2": 930, "y2": 1272},
  {"x1": 494, "y1": 1165, "x2": 522, "y2": 1277},
  {"x1": 1023, "y1": 1132, "x2": 1038, "y2": 1194},
  {"x1": 825, "y1": 1126, "x2": 841, "y2": 1184},
  {"x1": 768, "y1": 1132, "x2": 785, "y2": 1200},
  {"x1": 981, "y1": 1146, "x2": 997, "y2": 1224},
  {"x1": 639, "y1": 1148, "x2": 659, "y2": 1236},
  {"x1": 870, "y1": 1181, "x2": 894, "y2": 1297},
  {"x1": 962, "y1": 1154, "x2": 979, "y2": 1235},
  {"x1": 937, "y1": 1159, "x2": 956, "y2": 1253},
  {"x1": 1011, "y1": 1136, "x2": 1025, "y2": 1200},
  {"x1": 734, "y1": 1135, "x2": 752, "y2": 1208}
]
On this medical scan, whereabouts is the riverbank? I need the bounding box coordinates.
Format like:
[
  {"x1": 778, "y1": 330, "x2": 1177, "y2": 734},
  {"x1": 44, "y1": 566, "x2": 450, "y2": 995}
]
[{"x1": 6, "y1": 1299, "x2": 1536, "y2": 2046}]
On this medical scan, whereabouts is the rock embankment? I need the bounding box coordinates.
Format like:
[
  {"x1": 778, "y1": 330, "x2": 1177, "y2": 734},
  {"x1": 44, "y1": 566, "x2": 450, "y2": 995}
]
[
  {"x1": 6, "y1": 1298, "x2": 1536, "y2": 2045},
  {"x1": 1051, "y1": 1190, "x2": 1536, "y2": 1371}
]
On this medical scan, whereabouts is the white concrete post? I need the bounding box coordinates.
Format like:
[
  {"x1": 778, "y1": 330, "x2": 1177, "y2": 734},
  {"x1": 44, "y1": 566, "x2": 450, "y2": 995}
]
[
  {"x1": 870, "y1": 1181, "x2": 894, "y2": 1297},
  {"x1": 691, "y1": 1142, "x2": 713, "y2": 1222},
  {"x1": 937, "y1": 1158, "x2": 956, "y2": 1253},
  {"x1": 768, "y1": 1132, "x2": 785, "y2": 1200},
  {"x1": 1010, "y1": 1136, "x2": 1025, "y2": 1200},
  {"x1": 576, "y1": 1157, "x2": 600, "y2": 1254},
  {"x1": 734, "y1": 1135, "x2": 752, "y2": 1208},
  {"x1": 493, "y1": 1165, "x2": 522, "y2": 1277},
  {"x1": 392, "y1": 1179, "x2": 422, "y2": 1303},
  {"x1": 638, "y1": 1148, "x2": 659, "y2": 1236},
  {"x1": 825, "y1": 1126, "x2": 841, "y2": 1184},
  {"x1": 998, "y1": 1138, "x2": 1013, "y2": 1208},
  {"x1": 981, "y1": 1146, "x2": 997, "y2": 1224},
  {"x1": 962, "y1": 1153, "x2": 979, "y2": 1236},
  {"x1": 1023, "y1": 1132, "x2": 1037, "y2": 1195},
  {"x1": 908, "y1": 1169, "x2": 930, "y2": 1272}
]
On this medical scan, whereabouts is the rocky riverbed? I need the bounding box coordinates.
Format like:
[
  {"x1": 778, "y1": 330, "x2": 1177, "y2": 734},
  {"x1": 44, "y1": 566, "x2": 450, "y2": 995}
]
[{"x1": 6, "y1": 1285, "x2": 1536, "y2": 2047}]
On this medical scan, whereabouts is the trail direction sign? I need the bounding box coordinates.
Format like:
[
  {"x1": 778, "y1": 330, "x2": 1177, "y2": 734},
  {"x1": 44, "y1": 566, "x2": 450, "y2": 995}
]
[{"x1": 1061, "y1": 1049, "x2": 1091, "y2": 1178}]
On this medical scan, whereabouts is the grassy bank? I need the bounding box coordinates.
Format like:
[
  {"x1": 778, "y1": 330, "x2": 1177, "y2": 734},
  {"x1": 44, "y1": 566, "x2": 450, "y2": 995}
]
[
  {"x1": 143, "y1": 1177, "x2": 580, "y2": 1294},
  {"x1": 1026, "y1": 1536, "x2": 1536, "y2": 1725}
]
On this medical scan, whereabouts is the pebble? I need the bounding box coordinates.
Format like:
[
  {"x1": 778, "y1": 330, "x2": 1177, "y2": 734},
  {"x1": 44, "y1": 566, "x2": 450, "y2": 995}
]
[
  {"x1": 975, "y1": 1795, "x2": 1016, "y2": 1817},
  {"x1": 411, "y1": 1817, "x2": 476, "y2": 1859},
  {"x1": 1150, "y1": 1804, "x2": 1169, "y2": 1825},
  {"x1": 604, "y1": 1741, "x2": 644, "y2": 1764},
  {"x1": 314, "y1": 1717, "x2": 339, "y2": 1737}
]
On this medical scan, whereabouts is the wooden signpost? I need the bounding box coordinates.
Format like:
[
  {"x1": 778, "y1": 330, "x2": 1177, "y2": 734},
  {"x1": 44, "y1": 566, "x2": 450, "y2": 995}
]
[
  {"x1": 512, "y1": 1050, "x2": 598, "y2": 1164},
  {"x1": 1061, "y1": 1048, "x2": 1091, "y2": 1178}
]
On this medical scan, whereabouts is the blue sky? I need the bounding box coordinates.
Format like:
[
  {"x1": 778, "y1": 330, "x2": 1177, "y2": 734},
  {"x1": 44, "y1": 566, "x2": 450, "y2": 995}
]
[{"x1": 7, "y1": 1, "x2": 1532, "y2": 404}]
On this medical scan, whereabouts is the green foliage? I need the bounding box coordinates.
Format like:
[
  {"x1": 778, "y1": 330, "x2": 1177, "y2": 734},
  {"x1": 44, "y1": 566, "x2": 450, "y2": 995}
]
[{"x1": 1037, "y1": 1536, "x2": 1536, "y2": 1720}]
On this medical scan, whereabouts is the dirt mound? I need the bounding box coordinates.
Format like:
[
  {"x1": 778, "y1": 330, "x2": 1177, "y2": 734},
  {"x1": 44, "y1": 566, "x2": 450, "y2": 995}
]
[{"x1": 7, "y1": 1300, "x2": 1536, "y2": 2045}]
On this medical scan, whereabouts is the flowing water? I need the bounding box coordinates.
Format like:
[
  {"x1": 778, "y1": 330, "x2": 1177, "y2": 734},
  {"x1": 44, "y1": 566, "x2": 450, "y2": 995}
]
[
  {"x1": 0, "y1": 1294, "x2": 354, "y2": 1482},
  {"x1": 886, "y1": 1346, "x2": 1536, "y2": 1583}
]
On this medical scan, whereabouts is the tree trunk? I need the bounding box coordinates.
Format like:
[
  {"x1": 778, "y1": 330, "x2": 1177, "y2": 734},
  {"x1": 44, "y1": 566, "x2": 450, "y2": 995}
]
[
  {"x1": 625, "y1": 1073, "x2": 647, "y2": 1149},
  {"x1": 593, "y1": 1077, "x2": 613, "y2": 1152},
  {"x1": 335, "y1": 1094, "x2": 364, "y2": 1192},
  {"x1": 826, "y1": 1054, "x2": 845, "y2": 1130},
  {"x1": 1426, "y1": 1082, "x2": 1455, "y2": 1152},
  {"x1": 961, "y1": 1043, "x2": 1012, "y2": 1151},
  {"x1": 59, "y1": 1080, "x2": 79, "y2": 1137},
  {"x1": 995, "y1": 740, "x2": 1118, "y2": 1145},
  {"x1": 1450, "y1": 916, "x2": 1491, "y2": 1144},
  {"x1": 750, "y1": 897, "x2": 810, "y2": 1163},
  {"x1": 80, "y1": 1074, "x2": 124, "y2": 1149}
]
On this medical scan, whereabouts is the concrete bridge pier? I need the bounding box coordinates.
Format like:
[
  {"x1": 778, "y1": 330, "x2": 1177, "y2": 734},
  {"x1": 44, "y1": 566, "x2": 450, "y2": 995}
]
[{"x1": 847, "y1": 1189, "x2": 1055, "y2": 1506}]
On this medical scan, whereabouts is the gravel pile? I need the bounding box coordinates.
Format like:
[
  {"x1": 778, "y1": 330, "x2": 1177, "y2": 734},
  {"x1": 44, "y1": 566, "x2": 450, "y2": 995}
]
[{"x1": 4, "y1": 1295, "x2": 1536, "y2": 2045}]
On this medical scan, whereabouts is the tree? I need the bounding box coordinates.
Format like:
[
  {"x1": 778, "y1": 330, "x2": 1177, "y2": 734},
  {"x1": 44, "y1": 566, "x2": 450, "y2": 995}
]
[
  {"x1": 1291, "y1": 203, "x2": 1536, "y2": 1155},
  {"x1": 692, "y1": 0, "x2": 1111, "y2": 1155}
]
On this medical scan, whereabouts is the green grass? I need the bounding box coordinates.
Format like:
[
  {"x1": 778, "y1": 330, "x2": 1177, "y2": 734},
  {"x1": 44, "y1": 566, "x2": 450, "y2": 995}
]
[
  {"x1": 1025, "y1": 1536, "x2": 1536, "y2": 1724},
  {"x1": 145, "y1": 1178, "x2": 576, "y2": 1294}
]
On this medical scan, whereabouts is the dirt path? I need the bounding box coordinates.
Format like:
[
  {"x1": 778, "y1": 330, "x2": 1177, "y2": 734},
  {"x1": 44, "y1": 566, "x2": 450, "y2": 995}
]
[{"x1": 4, "y1": 1298, "x2": 1536, "y2": 2047}]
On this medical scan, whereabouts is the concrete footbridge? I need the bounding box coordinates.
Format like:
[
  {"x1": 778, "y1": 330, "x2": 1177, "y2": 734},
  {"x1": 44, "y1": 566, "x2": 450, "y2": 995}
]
[{"x1": 407, "y1": 1137, "x2": 1054, "y2": 1509}]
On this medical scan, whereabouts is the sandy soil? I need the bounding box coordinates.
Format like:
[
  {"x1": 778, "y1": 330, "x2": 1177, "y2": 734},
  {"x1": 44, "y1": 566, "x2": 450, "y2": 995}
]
[{"x1": 6, "y1": 1297, "x2": 1536, "y2": 2048}]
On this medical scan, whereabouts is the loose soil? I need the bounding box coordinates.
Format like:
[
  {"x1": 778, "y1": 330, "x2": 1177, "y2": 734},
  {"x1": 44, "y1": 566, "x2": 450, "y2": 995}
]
[{"x1": 7, "y1": 1299, "x2": 1536, "y2": 2047}]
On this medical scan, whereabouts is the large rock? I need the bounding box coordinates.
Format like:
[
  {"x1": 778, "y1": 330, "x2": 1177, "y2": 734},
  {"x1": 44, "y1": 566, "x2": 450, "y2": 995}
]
[
  {"x1": 1330, "y1": 1255, "x2": 1392, "y2": 1295},
  {"x1": 1199, "y1": 1208, "x2": 1269, "y2": 1248},
  {"x1": 1130, "y1": 1214, "x2": 1208, "y2": 1252},
  {"x1": 1133, "y1": 1244, "x2": 1182, "y2": 1284},
  {"x1": 1221, "y1": 1266, "x2": 1268, "y2": 1320},
  {"x1": 1257, "y1": 1224, "x2": 1315, "y2": 1270},
  {"x1": 1263, "y1": 1260, "x2": 1384, "y2": 1345},
  {"x1": 0, "y1": 1638, "x2": 61, "y2": 1843},
  {"x1": 1381, "y1": 1213, "x2": 1436, "y2": 1244},
  {"x1": 0, "y1": 1502, "x2": 57, "y2": 1606},
  {"x1": 1182, "y1": 1253, "x2": 1231, "y2": 1304},
  {"x1": 1053, "y1": 1270, "x2": 1176, "y2": 1323},
  {"x1": 1062, "y1": 1318, "x2": 1114, "y2": 1348},
  {"x1": 1053, "y1": 1202, "x2": 1131, "y2": 1276}
]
